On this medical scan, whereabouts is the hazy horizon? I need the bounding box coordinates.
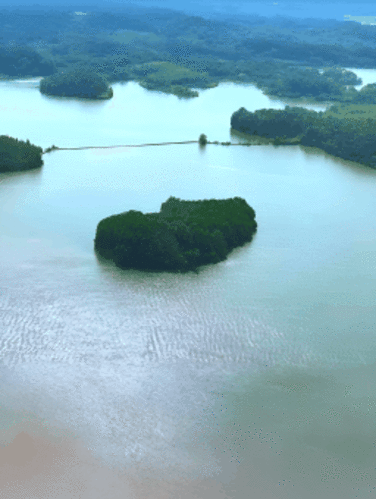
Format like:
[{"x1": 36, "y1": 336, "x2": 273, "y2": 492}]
[{"x1": 1, "y1": 0, "x2": 376, "y2": 22}]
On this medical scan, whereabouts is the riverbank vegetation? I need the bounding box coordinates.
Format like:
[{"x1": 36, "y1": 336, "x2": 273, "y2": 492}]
[
  {"x1": 0, "y1": 135, "x2": 43, "y2": 173},
  {"x1": 231, "y1": 103, "x2": 376, "y2": 168},
  {"x1": 39, "y1": 67, "x2": 113, "y2": 99},
  {"x1": 94, "y1": 196, "x2": 257, "y2": 273}
]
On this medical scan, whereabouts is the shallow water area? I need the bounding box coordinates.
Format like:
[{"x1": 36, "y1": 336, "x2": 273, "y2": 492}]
[{"x1": 1, "y1": 73, "x2": 376, "y2": 498}]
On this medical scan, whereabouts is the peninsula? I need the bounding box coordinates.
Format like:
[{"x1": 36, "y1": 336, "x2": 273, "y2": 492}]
[
  {"x1": 0, "y1": 135, "x2": 43, "y2": 173},
  {"x1": 231, "y1": 104, "x2": 376, "y2": 168},
  {"x1": 94, "y1": 196, "x2": 257, "y2": 272}
]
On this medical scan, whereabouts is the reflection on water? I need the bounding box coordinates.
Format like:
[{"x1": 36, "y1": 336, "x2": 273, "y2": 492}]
[{"x1": 1, "y1": 72, "x2": 376, "y2": 498}]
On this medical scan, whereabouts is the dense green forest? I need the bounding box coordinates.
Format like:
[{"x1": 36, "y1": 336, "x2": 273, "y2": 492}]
[
  {"x1": 1, "y1": 5, "x2": 376, "y2": 102},
  {"x1": 230, "y1": 104, "x2": 376, "y2": 168},
  {"x1": 0, "y1": 44, "x2": 56, "y2": 79},
  {"x1": 39, "y1": 67, "x2": 113, "y2": 98},
  {"x1": 134, "y1": 61, "x2": 215, "y2": 98},
  {"x1": 94, "y1": 196, "x2": 257, "y2": 272},
  {"x1": 259, "y1": 66, "x2": 362, "y2": 102},
  {"x1": 0, "y1": 135, "x2": 43, "y2": 172}
]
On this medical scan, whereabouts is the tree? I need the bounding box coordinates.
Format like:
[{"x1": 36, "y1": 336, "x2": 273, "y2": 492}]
[{"x1": 199, "y1": 133, "x2": 208, "y2": 146}]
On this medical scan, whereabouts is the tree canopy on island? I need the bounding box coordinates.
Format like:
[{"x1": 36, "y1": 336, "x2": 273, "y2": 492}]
[
  {"x1": 39, "y1": 67, "x2": 113, "y2": 99},
  {"x1": 0, "y1": 135, "x2": 43, "y2": 173},
  {"x1": 94, "y1": 196, "x2": 257, "y2": 272}
]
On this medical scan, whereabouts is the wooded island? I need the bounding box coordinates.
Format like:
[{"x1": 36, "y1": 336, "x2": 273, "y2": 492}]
[
  {"x1": 94, "y1": 196, "x2": 257, "y2": 272},
  {"x1": 39, "y1": 67, "x2": 113, "y2": 99}
]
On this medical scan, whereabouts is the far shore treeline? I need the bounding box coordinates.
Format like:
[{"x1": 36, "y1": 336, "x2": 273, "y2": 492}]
[
  {"x1": 3, "y1": 6, "x2": 376, "y2": 103},
  {"x1": 0, "y1": 136, "x2": 43, "y2": 173},
  {"x1": 94, "y1": 196, "x2": 257, "y2": 273}
]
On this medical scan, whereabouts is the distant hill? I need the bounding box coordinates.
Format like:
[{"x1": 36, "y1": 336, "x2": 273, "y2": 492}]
[{"x1": 0, "y1": 4, "x2": 375, "y2": 100}]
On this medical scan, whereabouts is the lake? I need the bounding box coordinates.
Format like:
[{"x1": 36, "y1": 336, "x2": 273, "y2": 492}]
[{"x1": 1, "y1": 69, "x2": 376, "y2": 499}]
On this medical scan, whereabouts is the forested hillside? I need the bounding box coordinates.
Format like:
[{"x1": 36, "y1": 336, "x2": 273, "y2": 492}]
[
  {"x1": 0, "y1": 44, "x2": 56, "y2": 78},
  {"x1": 0, "y1": 5, "x2": 375, "y2": 101}
]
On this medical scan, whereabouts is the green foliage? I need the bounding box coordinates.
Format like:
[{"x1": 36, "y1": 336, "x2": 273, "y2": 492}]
[
  {"x1": 325, "y1": 103, "x2": 376, "y2": 121},
  {"x1": 350, "y1": 83, "x2": 376, "y2": 104},
  {"x1": 0, "y1": 135, "x2": 43, "y2": 173},
  {"x1": 169, "y1": 85, "x2": 198, "y2": 98},
  {"x1": 0, "y1": 44, "x2": 55, "y2": 77},
  {"x1": 3, "y1": 6, "x2": 375, "y2": 105},
  {"x1": 199, "y1": 134, "x2": 207, "y2": 145},
  {"x1": 44, "y1": 145, "x2": 59, "y2": 153},
  {"x1": 259, "y1": 66, "x2": 362, "y2": 102},
  {"x1": 2, "y1": 5, "x2": 376, "y2": 93},
  {"x1": 231, "y1": 106, "x2": 319, "y2": 138},
  {"x1": 231, "y1": 105, "x2": 376, "y2": 168},
  {"x1": 321, "y1": 67, "x2": 361, "y2": 85},
  {"x1": 274, "y1": 136, "x2": 287, "y2": 145},
  {"x1": 39, "y1": 67, "x2": 113, "y2": 99},
  {"x1": 94, "y1": 197, "x2": 257, "y2": 272},
  {"x1": 131, "y1": 61, "x2": 210, "y2": 94},
  {"x1": 139, "y1": 79, "x2": 199, "y2": 98}
]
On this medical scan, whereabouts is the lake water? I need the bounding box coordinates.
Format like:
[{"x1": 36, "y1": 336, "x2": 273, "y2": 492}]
[{"x1": 1, "y1": 71, "x2": 376, "y2": 499}]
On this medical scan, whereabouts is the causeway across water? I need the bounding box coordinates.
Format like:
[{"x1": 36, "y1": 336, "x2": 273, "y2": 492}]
[{"x1": 42, "y1": 140, "x2": 260, "y2": 153}]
